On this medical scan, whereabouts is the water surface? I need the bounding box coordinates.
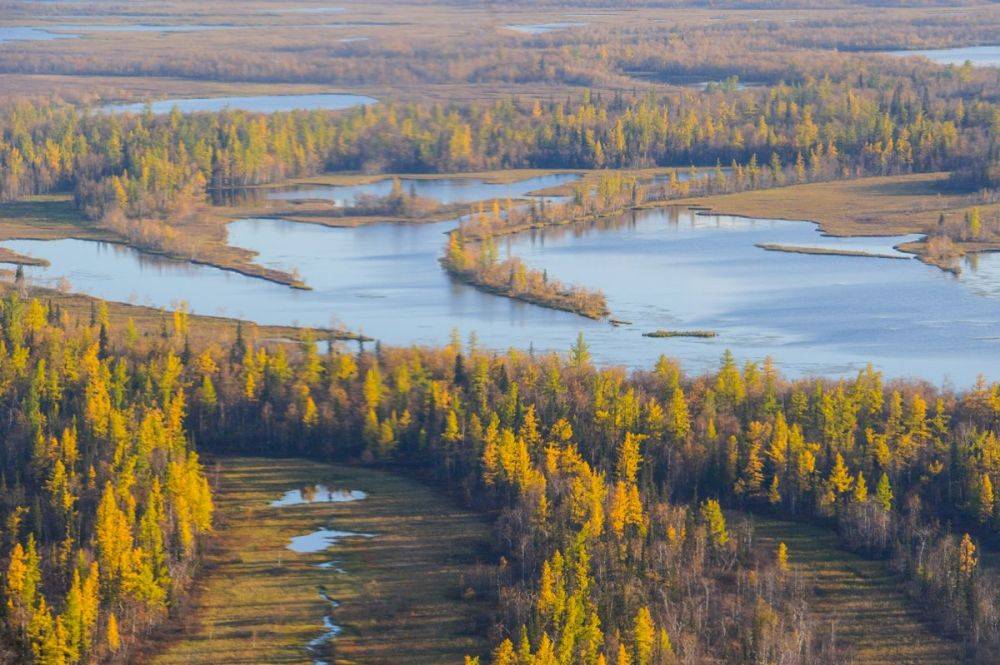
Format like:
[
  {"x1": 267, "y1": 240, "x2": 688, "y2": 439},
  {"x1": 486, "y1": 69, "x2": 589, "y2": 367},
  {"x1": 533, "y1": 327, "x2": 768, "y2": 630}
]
[
  {"x1": 0, "y1": 27, "x2": 79, "y2": 42},
  {"x1": 100, "y1": 93, "x2": 376, "y2": 114},
  {"x1": 887, "y1": 45, "x2": 1000, "y2": 67},
  {"x1": 0, "y1": 24, "x2": 236, "y2": 42},
  {"x1": 505, "y1": 22, "x2": 585, "y2": 34},
  {"x1": 270, "y1": 486, "x2": 368, "y2": 507},
  {"x1": 287, "y1": 528, "x2": 374, "y2": 554},
  {"x1": 267, "y1": 173, "x2": 578, "y2": 206},
  {"x1": 48, "y1": 23, "x2": 236, "y2": 33},
  {"x1": 10, "y1": 203, "x2": 1000, "y2": 384}
]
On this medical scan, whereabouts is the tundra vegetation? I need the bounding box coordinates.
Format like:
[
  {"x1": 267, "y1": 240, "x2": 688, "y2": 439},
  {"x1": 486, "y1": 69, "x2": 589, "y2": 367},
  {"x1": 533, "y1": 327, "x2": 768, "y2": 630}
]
[{"x1": 1, "y1": 0, "x2": 1000, "y2": 662}]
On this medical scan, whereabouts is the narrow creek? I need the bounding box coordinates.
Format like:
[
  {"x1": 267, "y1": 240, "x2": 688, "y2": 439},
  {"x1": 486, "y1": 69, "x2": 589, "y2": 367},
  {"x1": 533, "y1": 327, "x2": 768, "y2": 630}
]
[{"x1": 268, "y1": 483, "x2": 374, "y2": 663}]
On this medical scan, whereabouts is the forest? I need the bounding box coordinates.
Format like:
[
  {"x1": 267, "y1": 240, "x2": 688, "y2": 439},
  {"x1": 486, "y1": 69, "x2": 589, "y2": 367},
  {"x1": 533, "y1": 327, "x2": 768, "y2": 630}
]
[
  {"x1": 1, "y1": 0, "x2": 999, "y2": 662},
  {"x1": 2, "y1": 295, "x2": 1000, "y2": 662},
  {"x1": 1, "y1": 71, "x2": 996, "y2": 267}
]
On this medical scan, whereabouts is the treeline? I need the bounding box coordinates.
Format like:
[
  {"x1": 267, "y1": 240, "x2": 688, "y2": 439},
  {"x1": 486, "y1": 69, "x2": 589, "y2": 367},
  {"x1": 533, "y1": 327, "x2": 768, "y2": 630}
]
[
  {"x1": 0, "y1": 296, "x2": 213, "y2": 663},
  {"x1": 2, "y1": 10, "x2": 997, "y2": 91},
  {"x1": 2, "y1": 75, "x2": 995, "y2": 219},
  {"x1": 7, "y1": 293, "x2": 1000, "y2": 660},
  {"x1": 191, "y1": 325, "x2": 1000, "y2": 661}
]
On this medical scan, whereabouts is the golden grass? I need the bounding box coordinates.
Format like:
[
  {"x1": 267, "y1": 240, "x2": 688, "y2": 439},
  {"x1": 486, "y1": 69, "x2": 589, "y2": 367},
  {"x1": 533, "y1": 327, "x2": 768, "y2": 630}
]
[
  {"x1": 680, "y1": 173, "x2": 1000, "y2": 271},
  {"x1": 749, "y1": 515, "x2": 963, "y2": 665},
  {"x1": 143, "y1": 457, "x2": 494, "y2": 665},
  {"x1": 681, "y1": 173, "x2": 996, "y2": 237}
]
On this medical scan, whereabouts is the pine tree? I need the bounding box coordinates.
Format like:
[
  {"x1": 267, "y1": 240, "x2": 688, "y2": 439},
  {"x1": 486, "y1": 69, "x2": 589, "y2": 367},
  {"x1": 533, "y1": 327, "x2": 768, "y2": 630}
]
[
  {"x1": 571, "y1": 333, "x2": 591, "y2": 368},
  {"x1": 767, "y1": 474, "x2": 781, "y2": 505},
  {"x1": 828, "y1": 453, "x2": 853, "y2": 497},
  {"x1": 633, "y1": 606, "x2": 655, "y2": 665},
  {"x1": 667, "y1": 388, "x2": 690, "y2": 441},
  {"x1": 701, "y1": 499, "x2": 729, "y2": 547},
  {"x1": 876, "y1": 473, "x2": 893, "y2": 512},
  {"x1": 978, "y1": 473, "x2": 994, "y2": 524},
  {"x1": 106, "y1": 613, "x2": 121, "y2": 653},
  {"x1": 958, "y1": 533, "x2": 977, "y2": 578},
  {"x1": 777, "y1": 542, "x2": 789, "y2": 572},
  {"x1": 853, "y1": 471, "x2": 869, "y2": 503}
]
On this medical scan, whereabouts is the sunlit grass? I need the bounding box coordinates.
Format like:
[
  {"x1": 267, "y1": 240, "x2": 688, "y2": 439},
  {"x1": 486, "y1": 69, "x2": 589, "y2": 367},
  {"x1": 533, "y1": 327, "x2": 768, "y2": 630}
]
[{"x1": 146, "y1": 457, "x2": 494, "y2": 665}]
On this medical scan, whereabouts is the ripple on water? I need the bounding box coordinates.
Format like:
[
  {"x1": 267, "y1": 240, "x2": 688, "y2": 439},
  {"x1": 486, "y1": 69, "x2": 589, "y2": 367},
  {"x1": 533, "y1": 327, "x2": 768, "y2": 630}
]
[{"x1": 269, "y1": 485, "x2": 367, "y2": 507}]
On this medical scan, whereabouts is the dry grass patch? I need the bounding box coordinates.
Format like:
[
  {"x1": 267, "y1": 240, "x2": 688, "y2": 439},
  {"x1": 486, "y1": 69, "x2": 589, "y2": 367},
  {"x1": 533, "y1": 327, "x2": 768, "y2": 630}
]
[{"x1": 749, "y1": 516, "x2": 963, "y2": 665}]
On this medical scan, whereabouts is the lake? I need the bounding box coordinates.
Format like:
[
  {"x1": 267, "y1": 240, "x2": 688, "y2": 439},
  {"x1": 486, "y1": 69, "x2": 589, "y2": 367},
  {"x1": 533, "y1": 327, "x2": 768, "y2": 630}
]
[
  {"x1": 7, "y1": 195, "x2": 1000, "y2": 385},
  {"x1": 0, "y1": 27, "x2": 79, "y2": 42},
  {"x1": 505, "y1": 22, "x2": 585, "y2": 34},
  {"x1": 887, "y1": 45, "x2": 1000, "y2": 67},
  {"x1": 266, "y1": 173, "x2": 579, "y2": 206},
  {"x1": 99, "y1": 93, "x2": 377, "y2": 115},
  {"x1": 0, "y1": 24, "x2": 238, "y2": 43}
]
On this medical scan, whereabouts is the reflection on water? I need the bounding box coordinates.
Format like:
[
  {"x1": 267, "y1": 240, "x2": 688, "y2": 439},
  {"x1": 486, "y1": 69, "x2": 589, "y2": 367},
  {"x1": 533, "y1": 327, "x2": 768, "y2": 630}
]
[
  {"x1": 0, "y1": 27, "x2": 79, "y2": 42},
  {"x1": 7, "y1": 205, "x2": 1000, "y2": 384},
  {"x1": 287, "y1": 528, "x2": 374, "y2": 554},
  {"x1": 266, "y1": 173, "x2": 579, "y2": 207},
  {"x1": 887, "y1": 45, "x2": 1000, "y2": 67},
  {"x1": 270, "y1": 485, "x2": 368, "y2": 507},
  {"x1": 505, "y1": 22, "x2": 585, "y2": 34}
]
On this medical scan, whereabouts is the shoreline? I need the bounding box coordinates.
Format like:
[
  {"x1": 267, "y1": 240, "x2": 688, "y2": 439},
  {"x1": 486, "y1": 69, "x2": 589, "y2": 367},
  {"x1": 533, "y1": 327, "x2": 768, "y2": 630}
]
[
  {"x1": 754, "y1": 243, "x2": 912, "y2": 260},
  {"x1": 439, "y1": 260, "x2": 609, "y2": 320}
]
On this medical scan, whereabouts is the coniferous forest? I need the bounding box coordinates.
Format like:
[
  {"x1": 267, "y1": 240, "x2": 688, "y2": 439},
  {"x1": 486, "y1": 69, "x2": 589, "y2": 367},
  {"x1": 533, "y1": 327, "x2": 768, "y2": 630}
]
[{"x1": 0, "y1": 0, "x2": 999, "y2": 663}]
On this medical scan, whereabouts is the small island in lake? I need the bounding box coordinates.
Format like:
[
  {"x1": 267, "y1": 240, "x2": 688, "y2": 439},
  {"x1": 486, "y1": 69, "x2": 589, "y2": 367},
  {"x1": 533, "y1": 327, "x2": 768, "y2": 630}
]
[{"x1": 643, "y1": 329, "x2": 718, "y2": 338}]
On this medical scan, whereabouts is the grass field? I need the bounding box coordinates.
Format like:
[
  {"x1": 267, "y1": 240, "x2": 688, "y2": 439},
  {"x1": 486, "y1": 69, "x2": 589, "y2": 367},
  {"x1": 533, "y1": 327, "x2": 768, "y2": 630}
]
[
  {"x1": 144, "y1": 457, "x2": 494, "y2": 665},
  {"x1": 748, "y1": 515, "x2": 963, "y2": 665},
  {"x1": 682, "y1": 173, "x2": 994, "y2": 236},
  {"x1": 681, "y1": 173, "x2": 1000, "y2": 268}
]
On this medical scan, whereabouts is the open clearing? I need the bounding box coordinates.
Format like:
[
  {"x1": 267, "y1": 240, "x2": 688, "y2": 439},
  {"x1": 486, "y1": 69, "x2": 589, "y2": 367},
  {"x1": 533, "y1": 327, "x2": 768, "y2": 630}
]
[
  {"x1": 146, "y1": 457, "x2": 494, "y2": 665},
  {"x1": 749, "y1": 516, "x2": 963, "y2": 665}
]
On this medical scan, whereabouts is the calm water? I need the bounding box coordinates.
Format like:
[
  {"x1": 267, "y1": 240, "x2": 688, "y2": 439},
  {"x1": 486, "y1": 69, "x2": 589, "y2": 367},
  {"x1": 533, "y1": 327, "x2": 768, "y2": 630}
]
[
  {"x1": 8, "y1": 200, "x2": 1000, "y2": 385},
  {"x1": 0, "y1": 24, "x2": 236, "y2": 42},
  {"x1": 270, "y1": 486, "x2": 367, "y2": 507},
  {"x1": 48, "y1": 23, "x2": 237, "y2": 33},
  {"x1": 287, "y1": 528, "x2": 373, "y2": 554},
  {"x1": 888, "y1": 45, "x2": 1000, "y2": 67},
  {"x1": 267, "y1": 173, "x2": 579, "y2": 206},
  {"x1": 100, "y1": 93, "x2": 376, "y2": 115},
  {"x1": 505, "y1": 22, "x2": 585, "y2": 34},
  {"x1": 0, "y1": 27, "x2": 79, "y2": 42},
  {"x1": 267, "y1": 6, "x2": 344, "y2": 13}
]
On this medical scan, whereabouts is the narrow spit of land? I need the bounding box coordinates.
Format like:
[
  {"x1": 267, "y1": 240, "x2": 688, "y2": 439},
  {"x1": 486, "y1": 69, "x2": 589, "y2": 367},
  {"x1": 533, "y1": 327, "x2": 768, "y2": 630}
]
[
  {"x1": 147, "y1": 457, "x2": 494, "y2": 665},
  {"x1": 754, "y1": 243, "x2": 910, "y2": 260},
  {"x1": 679, "y1": 172, "x2": 1000, "y2": 272},
  {"x1": 749, "y1": 516, "x2": 963, "y2": 665}
]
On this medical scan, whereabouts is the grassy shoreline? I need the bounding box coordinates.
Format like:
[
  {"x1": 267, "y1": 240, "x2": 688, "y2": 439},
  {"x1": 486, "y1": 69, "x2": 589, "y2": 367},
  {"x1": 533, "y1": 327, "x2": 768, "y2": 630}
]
[
  {"x1": 0, "y1": 196, "x2": 310, "y2": 289},
  {"x1": 2, "y1": 280, "x2": 366, "y2": 345},
  {"x1": 677, "y1": 173, "x2": 1000, "y2": 273},
  {"x1": 440, "y1": 259, "x2": 610, "y2": 320}
]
